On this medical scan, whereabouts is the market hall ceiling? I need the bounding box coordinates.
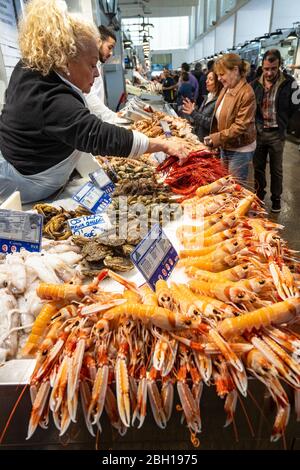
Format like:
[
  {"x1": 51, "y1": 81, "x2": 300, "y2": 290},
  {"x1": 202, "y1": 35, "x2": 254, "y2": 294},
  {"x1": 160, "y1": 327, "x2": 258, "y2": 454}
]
[{"x1": 118, "y1": 0, "x2": 197, "y2": 18}]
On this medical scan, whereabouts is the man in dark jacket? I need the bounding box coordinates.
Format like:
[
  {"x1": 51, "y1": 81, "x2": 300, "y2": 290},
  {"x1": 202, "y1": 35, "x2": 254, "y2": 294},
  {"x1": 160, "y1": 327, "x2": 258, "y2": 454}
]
[
  {"x1": 192, "y1": 63, "x2": 205, "y2": 107},
  {"x1": 177, "y1": 72, "x2": 195, "y2": 106},
  {"x1": 252, "y1": 49, "x2": 299, "y2": 212},
  {"x1": 162, "y1": 69, "x2": 176, "y2": 103},
  {"x1": 196, "y1": 60, "x2": 215, "y2": 107}
]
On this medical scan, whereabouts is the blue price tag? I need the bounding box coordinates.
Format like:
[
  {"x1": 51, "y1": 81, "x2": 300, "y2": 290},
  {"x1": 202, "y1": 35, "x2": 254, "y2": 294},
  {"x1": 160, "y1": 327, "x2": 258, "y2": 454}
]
[
  {"x1": 89, "y1": 169, "x2": 115, "y2": 194},
  {"x1": 72, "y1": 182, "x2": 112, "y2": 214},
  {"x1": 0, "y1": 209, "x2": 43, "y2": 254},
  {"x1": 130, "y1": 223, "x2": 178, "y2": 290},
  {"x1": 68, "y1": 214, "x2": 110, "y2": 238}
]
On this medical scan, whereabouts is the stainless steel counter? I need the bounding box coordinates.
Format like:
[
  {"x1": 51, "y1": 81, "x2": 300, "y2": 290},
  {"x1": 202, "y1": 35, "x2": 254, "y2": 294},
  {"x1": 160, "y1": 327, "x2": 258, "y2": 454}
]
[{"x1": 0, "y1": 380, "x2": 298, "y2": 450}]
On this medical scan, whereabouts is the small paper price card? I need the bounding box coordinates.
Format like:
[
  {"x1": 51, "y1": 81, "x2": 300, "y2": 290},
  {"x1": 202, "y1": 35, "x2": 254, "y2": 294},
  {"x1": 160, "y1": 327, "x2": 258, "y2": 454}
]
[{"x1": 68, "y1": 213, "x2": 111, "y2": 238}]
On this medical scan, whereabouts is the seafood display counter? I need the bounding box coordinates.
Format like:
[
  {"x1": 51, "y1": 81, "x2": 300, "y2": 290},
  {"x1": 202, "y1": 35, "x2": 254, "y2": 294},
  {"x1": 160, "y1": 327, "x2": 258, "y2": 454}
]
[
  {"x1": 1, "y1": 102, "x2": 300, "y2": 451},
  {"x1": 1, "y1": 372, "x2": 299, "y2": 450}
]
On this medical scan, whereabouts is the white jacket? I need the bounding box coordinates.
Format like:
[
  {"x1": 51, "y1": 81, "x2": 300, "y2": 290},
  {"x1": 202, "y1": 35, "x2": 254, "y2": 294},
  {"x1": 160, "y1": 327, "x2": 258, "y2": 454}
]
[
  {"x1": 84, "y1": 64, "x2": 148, "y2": 157},
  {"x1": 85, "y1": 64, "x2": 128, "y2": 125}
]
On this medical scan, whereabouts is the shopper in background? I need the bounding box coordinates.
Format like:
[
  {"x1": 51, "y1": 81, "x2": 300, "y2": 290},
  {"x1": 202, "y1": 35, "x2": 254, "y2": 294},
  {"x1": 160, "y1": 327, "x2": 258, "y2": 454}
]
[
  {"x1": 172, "y1": 71, "x2": 180, "y2": 85},
  {"x1": 85, "y1": 25, "x2": 127, "y2": 124},
  {"x1": 177, "y1": 72, "x2": 195, "y2": 107},
  {"x1": 247, "y1": 64, "x2": 257, "y2": 83},
  {"x1": 162, "y1": 68, "x2": 176, "y2": 103},
  {"x1": 178, "y1": 63, "x2": 199, "y2": 103},
  {"x1": 182, "y1": 71, "x2": 223, "y2": 142},
  {"x1": 171, "y1": 71, "x2": 180, "y2": 102},
  {"x1": 192, "y1": 62, "x2": 204, "y2": 82},
  {"x1": 252, "y1": 49, "x2": 299, "y2": 212},
  {"x1": 198, "y1": 60, "x2": 215, "y2": 104},
  {"x1": 204, "y1": 53, "x2": 257, "y2": 184},
  {"x1": 289, "y1": 64, "x2": 300, "y2": 153},
  {"x1": 192, "y1": 62, "x2": 205, "y2": 107},
  {"x1": 255, "y1": 66, "x2": 263, "y2": 79},
  {"x1": 0, "y1": 0, "x2": 190, "y2": 204}
]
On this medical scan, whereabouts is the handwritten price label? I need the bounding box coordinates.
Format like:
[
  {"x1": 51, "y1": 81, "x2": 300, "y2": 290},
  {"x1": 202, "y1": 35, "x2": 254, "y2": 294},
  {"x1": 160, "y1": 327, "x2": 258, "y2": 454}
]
[{"x1": 68, "y1": 214, "x2": 111, "y2": 238}]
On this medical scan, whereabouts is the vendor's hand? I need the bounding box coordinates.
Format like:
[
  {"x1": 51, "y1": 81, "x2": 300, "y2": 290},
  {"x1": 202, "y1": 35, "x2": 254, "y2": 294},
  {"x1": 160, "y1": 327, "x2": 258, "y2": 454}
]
[
  {"x1": 148, "y1": 138, "x2": 190, "y2": 165},
  {"x1": 182, "y1": 98, "x2": 195, "y2": 115},
  {"x1": 162, "y1": 140, "x2": 190, "y2": 165}
]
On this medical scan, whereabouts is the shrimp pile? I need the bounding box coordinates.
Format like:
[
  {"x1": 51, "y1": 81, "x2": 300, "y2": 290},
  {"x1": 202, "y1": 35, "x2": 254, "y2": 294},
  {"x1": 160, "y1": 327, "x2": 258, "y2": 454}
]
[
  {"x1": 19, "y1": 233, "x2": 300, "y2": 445},
  {"x1": 177, "y1": 175, "x2": 300, "y2": 442},
  {"x1": 20, "y1": 272, "x2": 246, "y2": 441},
  {"x1": 3, "y1": 177, "x2": 300, "y2": 447}
]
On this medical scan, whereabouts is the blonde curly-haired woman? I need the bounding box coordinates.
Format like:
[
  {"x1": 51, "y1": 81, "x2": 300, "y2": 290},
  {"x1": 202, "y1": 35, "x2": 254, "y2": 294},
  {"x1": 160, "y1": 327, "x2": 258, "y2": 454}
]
[{"x1": 0, "y1": 0, "x2": 190, "y2": 203}]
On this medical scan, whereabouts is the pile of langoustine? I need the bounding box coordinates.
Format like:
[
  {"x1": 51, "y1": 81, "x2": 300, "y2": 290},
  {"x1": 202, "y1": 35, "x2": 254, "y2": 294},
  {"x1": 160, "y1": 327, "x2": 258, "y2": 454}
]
[{"x1": 4, "y1": 176, "x2": 300, "y2": 446}]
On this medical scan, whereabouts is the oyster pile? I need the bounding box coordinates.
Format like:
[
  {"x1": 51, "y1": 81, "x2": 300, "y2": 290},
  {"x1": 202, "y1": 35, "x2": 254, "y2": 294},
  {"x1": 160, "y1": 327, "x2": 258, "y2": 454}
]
[
  {"x1": 101, "y1": 157, "x2": 181, "y2": 229},
  {"x1": 97, "y1": 156, "x2": 154, "y2": 179},
  {"x1": 72, "y1": 230, "x2": 138, "y2": 275}
]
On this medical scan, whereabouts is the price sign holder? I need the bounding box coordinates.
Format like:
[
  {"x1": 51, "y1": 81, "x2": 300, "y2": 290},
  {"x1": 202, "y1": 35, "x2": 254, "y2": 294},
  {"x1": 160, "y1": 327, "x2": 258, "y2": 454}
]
[
  {"x1": 89, "y1": 168, "x2": 115, "y2": 194},
  {"x1": 0, "y1": 209, "x2": 43, "y2": 253},
  {"x1": 130, "y1": 223, "x2": 178, "y2": 290},
  {"x1": 72, "y1": 181, "x2": 111, "y2": 214}
]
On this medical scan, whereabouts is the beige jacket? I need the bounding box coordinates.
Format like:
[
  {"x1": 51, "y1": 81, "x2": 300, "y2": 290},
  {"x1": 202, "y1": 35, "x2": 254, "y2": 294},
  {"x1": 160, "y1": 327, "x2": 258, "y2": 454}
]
[{"x1": 210, "y1": 78, "x2": 257, "y2": 149}]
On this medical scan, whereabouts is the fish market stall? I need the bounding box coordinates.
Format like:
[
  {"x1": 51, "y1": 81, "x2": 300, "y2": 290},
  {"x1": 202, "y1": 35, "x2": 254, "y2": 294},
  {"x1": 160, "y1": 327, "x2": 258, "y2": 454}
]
[{"x1": 0, "y1": 101, "x2": 300, "y2": 452}]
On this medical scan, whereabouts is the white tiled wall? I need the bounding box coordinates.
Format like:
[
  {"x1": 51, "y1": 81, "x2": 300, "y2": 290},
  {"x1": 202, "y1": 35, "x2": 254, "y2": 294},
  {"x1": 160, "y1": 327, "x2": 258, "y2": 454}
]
[
  {"x1": 271, "y1": 0, "x2": 300, "y2": 30},
  {"x1": 235, "y1": 0, "x2": 273, "y2": 46}
]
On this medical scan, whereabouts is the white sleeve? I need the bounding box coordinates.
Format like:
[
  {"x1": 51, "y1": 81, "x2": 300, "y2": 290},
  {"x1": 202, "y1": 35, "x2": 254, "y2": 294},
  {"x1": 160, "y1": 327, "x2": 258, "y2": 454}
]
[
  {"x1": 92, "y1": 67, "x2": 105, "y2": 103},
  {"x1": 128, "y1": 130, "x2": 149, "y2": 158},
  {"x1": 85, "y1": 73, "x2": 129, "y2": 125},
  {"x1": 86, "y1": 95, "x2": 123, "y2": 124}
]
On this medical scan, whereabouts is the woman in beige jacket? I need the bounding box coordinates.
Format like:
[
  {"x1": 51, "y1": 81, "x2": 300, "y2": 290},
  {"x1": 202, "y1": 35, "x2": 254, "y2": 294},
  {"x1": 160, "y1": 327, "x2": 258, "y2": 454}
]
[{"x1": 204, "y1": 54, "x2": 256, "y2": 184}]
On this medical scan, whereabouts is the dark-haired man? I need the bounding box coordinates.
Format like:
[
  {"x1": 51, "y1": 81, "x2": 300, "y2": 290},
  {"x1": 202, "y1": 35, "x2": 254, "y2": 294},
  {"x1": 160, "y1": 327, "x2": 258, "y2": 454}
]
[
  {"x1": 162, "y1": 69, "x2": 176, "y2": 103},
  {"x1": 192, "y1": 63, "x2": 204, "y2": 106},
  {"x1": 85, "y1": 25, "x2": 127, "y2": 124},
  {"x1": 99, "y1": 25, "x2": 116, "y2": 62},
  {"x1": 178, "y1": 63, "x2": 199, "y2": 102},
  {"x1": 252, "y1": 49, "x2": 299, "y2": 212}
]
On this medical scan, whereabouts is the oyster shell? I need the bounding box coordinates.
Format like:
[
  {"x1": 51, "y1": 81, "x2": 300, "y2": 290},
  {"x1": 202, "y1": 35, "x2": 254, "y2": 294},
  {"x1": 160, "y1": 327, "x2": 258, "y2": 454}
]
[{"x1": 103, "y1": 256, "x2": 134, "y2": 272}]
